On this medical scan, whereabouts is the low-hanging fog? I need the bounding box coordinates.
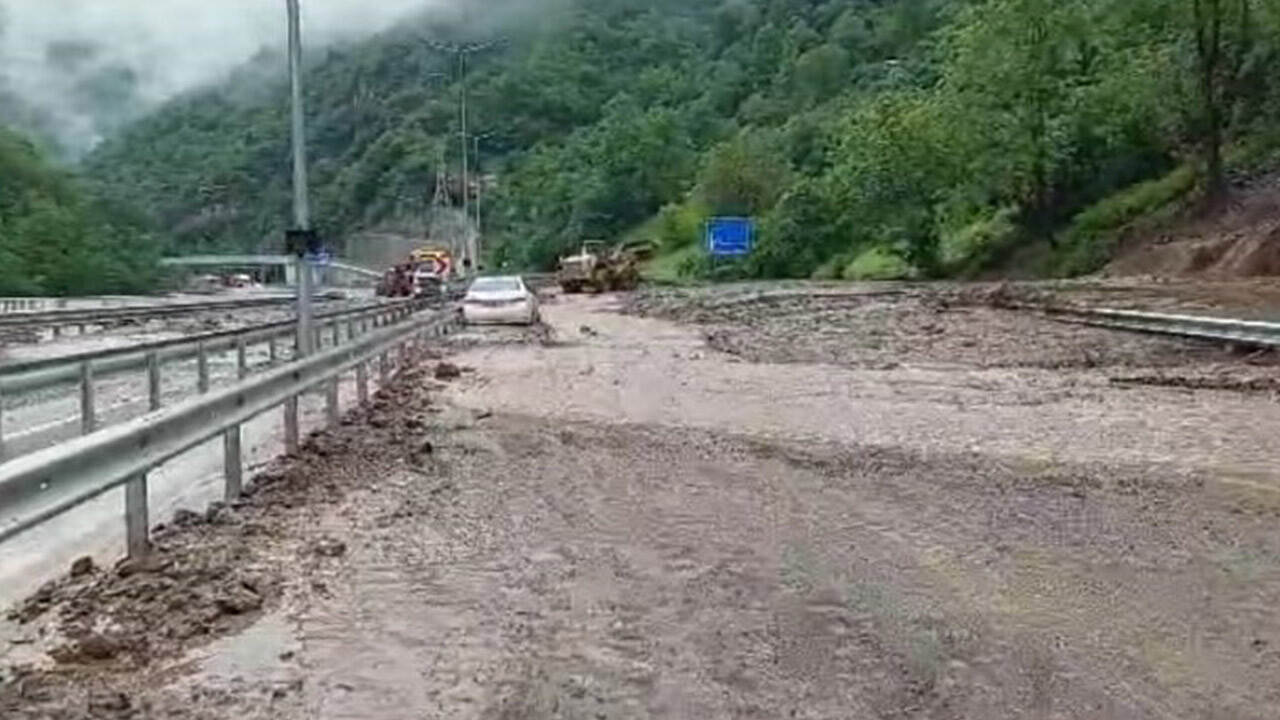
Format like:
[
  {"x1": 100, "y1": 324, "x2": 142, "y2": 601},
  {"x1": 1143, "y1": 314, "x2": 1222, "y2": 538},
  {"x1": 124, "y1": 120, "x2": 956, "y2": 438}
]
[{"x1": 0, "y1": 0, "x2": 458, "y2": 155}]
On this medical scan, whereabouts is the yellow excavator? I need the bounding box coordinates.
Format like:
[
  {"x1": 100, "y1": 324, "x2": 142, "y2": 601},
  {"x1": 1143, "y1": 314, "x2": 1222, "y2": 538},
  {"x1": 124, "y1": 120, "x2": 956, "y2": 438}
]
[{"x1": 557, "y1": 241, "x2": 640, "y2": 294}]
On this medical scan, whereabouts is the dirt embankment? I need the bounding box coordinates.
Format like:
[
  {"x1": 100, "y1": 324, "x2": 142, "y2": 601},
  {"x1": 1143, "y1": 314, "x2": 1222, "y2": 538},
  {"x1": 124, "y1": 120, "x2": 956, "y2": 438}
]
[{"x1": 1107, "y1": 175, "x2": 1280, "y2": 279}]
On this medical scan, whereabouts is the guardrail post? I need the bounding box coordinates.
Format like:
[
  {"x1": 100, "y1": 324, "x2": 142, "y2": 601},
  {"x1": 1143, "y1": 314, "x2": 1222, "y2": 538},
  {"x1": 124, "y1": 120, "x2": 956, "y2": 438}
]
[
  {"x1": 79, "y1": 361, "x2": 96, "y2": 435},
  {"x1": 379, "y1": 351, "x2": 390, "y2": 386},
  {"x1": 325, "y1": 379, "x2": 340, "y2": 428},
  {"x1": 346, "y1": 320, "x2": 355, "y2": 343},
  {"x1": 269, "y1": 336, "x2": 279, "y2": 365},
  {"x1": 0, "y1": 383, "x2": 6, "y2": 462},
  {"x1": 312, "y1": 327, "x2": 322, "y2": 351},
  {"x1": 223, "y1": 426, "x2": 243, "y2": 500},
  {"x1": 52, "y1": 325, "x2": 62, "y2": 339},
  {"x1": 125, "y1": 473, "x2": 149, "y2": 557},
  {"x1": 357, "y1": 361, "x2": 369, "y2": 404},
  {"x1": 197, "y1": 342, "x2": 210, "y2": 393},
  {"x1": 236, "y1": 337, "x2": 248, "y2": 380},
  {"x1": 285, "y1": 397, "x2": 300, "y2": 454},
  {"x1": 147, "y1": 352, "x2": 161, "y2": 411},
  {"x1": 330, "y1": 323, "x2": 340, "y2": 348}
]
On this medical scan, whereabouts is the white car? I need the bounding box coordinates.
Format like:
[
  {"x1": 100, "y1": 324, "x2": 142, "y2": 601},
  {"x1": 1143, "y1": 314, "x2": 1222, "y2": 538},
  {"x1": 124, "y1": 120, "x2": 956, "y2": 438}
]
[{"x1": 462, "y1": 275, "x2": 540, "y2": 325}]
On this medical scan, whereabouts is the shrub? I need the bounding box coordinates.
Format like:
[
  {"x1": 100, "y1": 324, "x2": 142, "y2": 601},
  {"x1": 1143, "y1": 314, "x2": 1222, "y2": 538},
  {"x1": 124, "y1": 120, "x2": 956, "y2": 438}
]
[
  {"x1": 1056, "y1": 165, "x2": 1196, "y2": 275},
  {"x1": 843, "y1": 246, "x2": 911, "y2": 280}
]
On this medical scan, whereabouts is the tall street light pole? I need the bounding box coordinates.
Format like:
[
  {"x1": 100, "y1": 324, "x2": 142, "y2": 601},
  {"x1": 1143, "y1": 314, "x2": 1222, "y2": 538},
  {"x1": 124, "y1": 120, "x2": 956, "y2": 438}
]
[
  {"x1": 473, "y1": 134, "x2": 482, "y2": 245},
  {"x1": 472, "y1": 132, "x2": 493, "y2": 262},
  {"x1": 287, "y1": 0, "x2": 315, "y2": 357},
  {"x1": 458, "y1": 50, "x2": 471, "y2": 274}
]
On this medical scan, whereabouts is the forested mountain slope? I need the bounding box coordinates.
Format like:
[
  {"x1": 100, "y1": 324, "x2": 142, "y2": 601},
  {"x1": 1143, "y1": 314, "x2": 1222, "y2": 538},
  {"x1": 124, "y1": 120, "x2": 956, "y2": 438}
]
[
  {"x1": 0, "y1": 125, "x2": 158, "y2": 295},
  {"x1": 83, "y1": 0, "x2": 1280, "y2": 279}
]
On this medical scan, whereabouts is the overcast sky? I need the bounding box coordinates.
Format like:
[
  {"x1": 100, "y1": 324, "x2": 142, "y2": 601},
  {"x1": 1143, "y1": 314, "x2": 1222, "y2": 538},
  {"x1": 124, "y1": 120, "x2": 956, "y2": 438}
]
[{"x1": 0, "y1": 0, "x2": 454, "y2": 152}]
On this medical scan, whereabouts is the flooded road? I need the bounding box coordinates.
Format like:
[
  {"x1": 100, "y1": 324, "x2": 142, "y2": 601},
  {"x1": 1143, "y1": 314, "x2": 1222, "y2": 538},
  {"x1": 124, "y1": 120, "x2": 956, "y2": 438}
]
[{"x1": 4, "y1": 291, "x2": 1280, "y2": 719}]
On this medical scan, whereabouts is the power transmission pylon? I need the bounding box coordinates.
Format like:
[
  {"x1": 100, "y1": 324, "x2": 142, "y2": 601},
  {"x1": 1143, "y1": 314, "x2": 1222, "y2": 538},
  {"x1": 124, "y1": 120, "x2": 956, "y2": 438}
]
[
  {"x1": 429, "y1": 145, "x2": 461, "y2": 265},
  {"x1": 427, "y1": 37, "x2": 504, "y2": 273}
]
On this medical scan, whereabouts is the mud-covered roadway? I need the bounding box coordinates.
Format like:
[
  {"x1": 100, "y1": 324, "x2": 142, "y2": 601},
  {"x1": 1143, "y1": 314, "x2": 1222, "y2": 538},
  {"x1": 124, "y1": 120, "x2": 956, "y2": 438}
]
[{"x1": 4, "y1": 282, "x2": 1280, "y2": 719}]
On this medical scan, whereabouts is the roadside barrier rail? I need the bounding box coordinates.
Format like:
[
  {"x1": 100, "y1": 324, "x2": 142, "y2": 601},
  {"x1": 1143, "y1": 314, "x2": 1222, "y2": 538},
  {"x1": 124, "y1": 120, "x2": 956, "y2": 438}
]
[
  {"x1": 0, "y1": 299, "x2": 49, "y2": 314},
  {"x1": 0, "y1": 294, "x2": 343, "y2": 332},
  {"x1": 0, "y1": 299, "x2": 428, "y2": 462},
  {"x1": 0, "y1": 306, "x2": 461, "y2": 555},
  {"x1": 0, "y1": 296, "x2": 155, "y2": 314},
  {"x1": 1037, "y1": 305, "x2": 1280, "y2": 348}
]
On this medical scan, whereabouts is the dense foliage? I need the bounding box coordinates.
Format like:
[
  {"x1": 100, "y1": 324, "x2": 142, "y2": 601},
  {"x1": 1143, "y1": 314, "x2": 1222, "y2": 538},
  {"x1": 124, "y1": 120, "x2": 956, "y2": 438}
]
[
  {"x1": 82, "y1": 0, "x2": 1280, "y2": 279},
  {"x1": 0, "y1": 126, "x2": 159, "y2": 295}
]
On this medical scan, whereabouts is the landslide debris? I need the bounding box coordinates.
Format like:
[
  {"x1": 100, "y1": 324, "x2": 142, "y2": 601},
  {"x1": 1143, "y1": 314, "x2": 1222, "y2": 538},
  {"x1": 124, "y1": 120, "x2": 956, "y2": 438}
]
[
  {"x1": 627, "y1": 285, "x2": 1268, "y2": 371},
  {"x1": 0, "y1": 362, "x2": 447, "y2": 719}
]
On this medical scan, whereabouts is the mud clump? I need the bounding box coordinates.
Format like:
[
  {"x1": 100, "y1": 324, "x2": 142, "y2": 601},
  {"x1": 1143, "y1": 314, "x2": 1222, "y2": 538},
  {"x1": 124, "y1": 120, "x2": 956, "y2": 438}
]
[
  {"x1": 87, "y1": 691, "x2": 132, "y2": 713},
  {"x1": 311, "y1": 538, "x2": 348, "y2": 558},
  {"x1": 68, "y1": 557, "x2": 96, "y2": 579},
  {"x1": 213, "y1": 581, "x2": 265, "y2": 616},
  {"x1": 14, "y1": 540, "x2": 278, "y2": 665},
  {"x1": 434, "y1": 361, "x2": 463, "y2": 380},
  {"x1": 951, "y1": 281, "x2": 1046, "y2": 309},
  {"x1": 47, "y1": 632, "x2": 139, "y2": 665}
]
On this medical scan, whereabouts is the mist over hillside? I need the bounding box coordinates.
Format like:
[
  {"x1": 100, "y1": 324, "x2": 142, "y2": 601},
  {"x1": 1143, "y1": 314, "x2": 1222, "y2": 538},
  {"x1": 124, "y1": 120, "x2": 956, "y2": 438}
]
[{"x1": 0, "y1": 0, "x2": 455, "y2": 155}]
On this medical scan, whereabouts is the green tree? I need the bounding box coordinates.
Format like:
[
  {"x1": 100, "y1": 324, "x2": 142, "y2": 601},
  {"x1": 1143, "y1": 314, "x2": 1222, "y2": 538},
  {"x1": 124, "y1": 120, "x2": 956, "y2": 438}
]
[
  {"x1": 792, "y1": 43, "x2": 850, "y2": 104},
  {"x1": 1186, "y1": 0, "x2": 1266, "y2": 199},
  {"x1": 829, "y1": 92, "x2": 961, "y2": 275},
  {"x1": 698, "y1": 129, "x2": 791, "y2": 216},
  {"x1": 1, "y1": 125, "x2": 159, "y2": 295}
]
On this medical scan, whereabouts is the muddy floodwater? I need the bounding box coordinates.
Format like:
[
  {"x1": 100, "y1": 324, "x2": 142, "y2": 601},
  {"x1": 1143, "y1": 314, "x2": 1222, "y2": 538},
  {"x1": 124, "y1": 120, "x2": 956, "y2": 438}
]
[{"x1": 4, "y1": 288, "x2": 1280, "y2": 719}]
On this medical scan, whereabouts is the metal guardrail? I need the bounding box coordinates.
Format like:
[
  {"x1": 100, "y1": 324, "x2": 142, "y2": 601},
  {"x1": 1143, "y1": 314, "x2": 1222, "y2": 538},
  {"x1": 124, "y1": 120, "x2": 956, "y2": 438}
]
[
  {"x1": 0, "y1": 294, "x2": 344, "y2": 331},
  {"x1": 0, "y1": 299, "x2": 49, "y2": 314},
  {"x1": 0, "y1": 299, "x2": 428, "y2": 462},
  {"x1": 1036, "y1": 305, "x2": 1280, "y2": 348},
  {"x1": 328, "y1": 261, "x2": 383, "y2": 280},
  {"x1": 0, "y1": 296, "x2": 212, "y2": 315},
  {"x1": 0, "y1": 299, "x2": 421, "y2": 388},
  {"x1": 0, "y1": 306, "x2": 461, "y2": 555}
]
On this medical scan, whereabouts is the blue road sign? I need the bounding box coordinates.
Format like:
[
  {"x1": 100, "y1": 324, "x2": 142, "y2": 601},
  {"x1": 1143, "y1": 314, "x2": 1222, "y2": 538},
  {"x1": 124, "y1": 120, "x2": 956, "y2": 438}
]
[{"x1": 706, "y1": 217, "x2": 755, "y2": 257}]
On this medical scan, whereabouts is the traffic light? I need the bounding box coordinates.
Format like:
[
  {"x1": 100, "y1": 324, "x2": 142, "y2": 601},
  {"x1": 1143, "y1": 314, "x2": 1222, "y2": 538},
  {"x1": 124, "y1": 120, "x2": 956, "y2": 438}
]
[{"x1": 285, "y1": 228, "x2": 323, "y2": 258}]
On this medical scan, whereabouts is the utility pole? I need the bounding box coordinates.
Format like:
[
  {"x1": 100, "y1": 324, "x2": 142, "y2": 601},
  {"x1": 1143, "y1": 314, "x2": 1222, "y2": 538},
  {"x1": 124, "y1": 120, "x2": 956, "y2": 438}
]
[
  {"x1": 458, "y1": 49, "x2": 471, "y2": 274},
  {"x1": 430, "y1": 144, "x2": 459, "y2": 265},
  {"x1": 286, "y1": 0, "x2": 314, "y2": 356}
]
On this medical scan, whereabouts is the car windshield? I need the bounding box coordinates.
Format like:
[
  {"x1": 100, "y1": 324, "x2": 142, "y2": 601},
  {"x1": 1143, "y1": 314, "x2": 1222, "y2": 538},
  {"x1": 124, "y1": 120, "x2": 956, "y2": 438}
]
[{"x1": 469, "y1": 277, "x2": 522, "y2": 294}]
